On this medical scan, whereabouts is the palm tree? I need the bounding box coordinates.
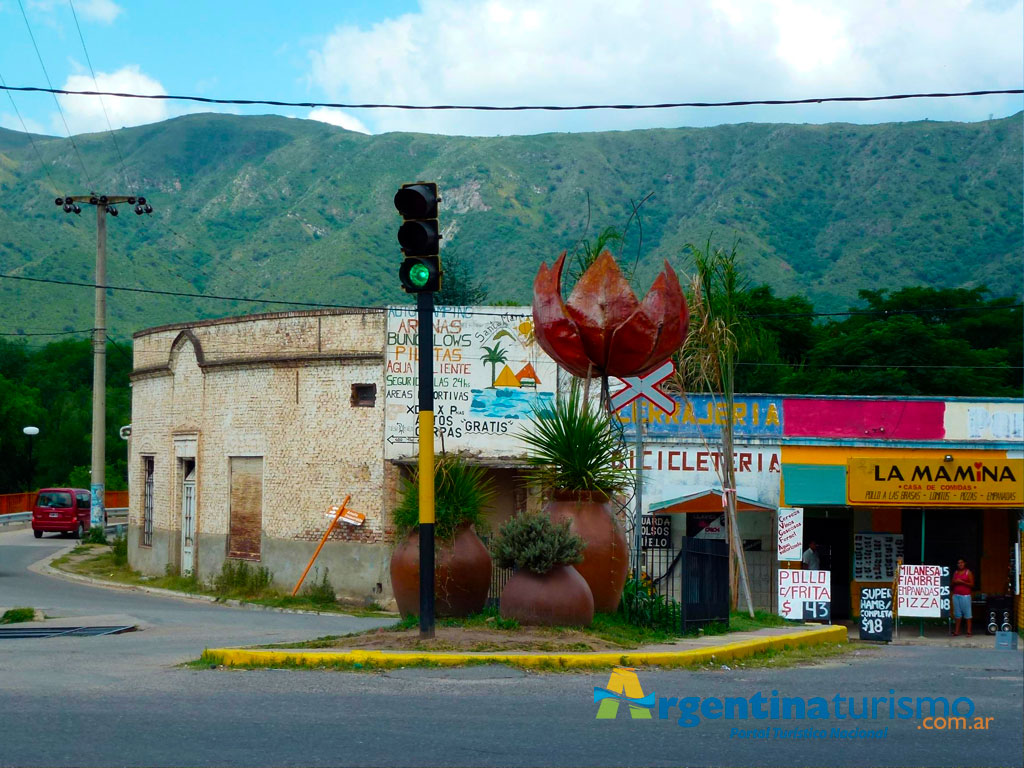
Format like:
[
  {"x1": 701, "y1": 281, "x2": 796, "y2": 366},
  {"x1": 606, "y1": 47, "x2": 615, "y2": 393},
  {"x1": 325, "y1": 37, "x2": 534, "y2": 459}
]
[{"x1": 479, "y1": 343, "x2": 508, "y2": 387}]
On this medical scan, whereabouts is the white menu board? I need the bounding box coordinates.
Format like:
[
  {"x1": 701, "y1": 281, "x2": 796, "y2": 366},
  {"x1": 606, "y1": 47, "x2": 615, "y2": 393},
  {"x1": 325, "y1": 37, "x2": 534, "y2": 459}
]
[{"x1": 777, "y1": 507, "x2": 804, "y2": 561}]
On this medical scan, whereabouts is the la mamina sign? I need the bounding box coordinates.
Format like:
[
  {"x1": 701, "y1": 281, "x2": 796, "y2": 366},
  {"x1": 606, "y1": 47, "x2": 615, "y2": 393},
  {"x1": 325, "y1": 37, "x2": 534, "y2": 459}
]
[{"x1": 848, "y1": 458, "x2": 1023, "y2": 506}]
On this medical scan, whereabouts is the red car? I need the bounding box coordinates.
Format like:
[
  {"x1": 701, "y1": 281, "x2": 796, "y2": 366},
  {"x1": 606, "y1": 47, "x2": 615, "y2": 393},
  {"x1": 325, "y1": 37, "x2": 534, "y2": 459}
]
[{"x1": 31, "y1": 488, "x2": 92, "y2": 539}]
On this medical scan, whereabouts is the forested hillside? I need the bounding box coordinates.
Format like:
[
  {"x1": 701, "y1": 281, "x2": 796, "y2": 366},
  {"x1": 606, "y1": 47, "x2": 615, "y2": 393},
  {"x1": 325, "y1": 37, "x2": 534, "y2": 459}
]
[{"x1": 0, "y1": 112, "x2": 1020, "y2": 338}]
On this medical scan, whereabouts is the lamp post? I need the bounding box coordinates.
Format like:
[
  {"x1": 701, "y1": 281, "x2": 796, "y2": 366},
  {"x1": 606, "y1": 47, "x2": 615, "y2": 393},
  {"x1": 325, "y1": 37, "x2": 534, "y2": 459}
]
[{"x1": 22, "y1": 426, "x2": 39, "y2": 493}]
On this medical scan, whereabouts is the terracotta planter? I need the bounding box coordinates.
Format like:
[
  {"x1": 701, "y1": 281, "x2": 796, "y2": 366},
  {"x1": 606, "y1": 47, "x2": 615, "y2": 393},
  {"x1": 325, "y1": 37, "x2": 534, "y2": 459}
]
[
  {"x1": 545, "y1": 490, "x2": 628, "y2": 613},
  {"x1": 390, "y1": 524, "x2": 492, "y2": 618},
  {"x1": 500, "y1": 565, "x2": 594, "y2": 626}
]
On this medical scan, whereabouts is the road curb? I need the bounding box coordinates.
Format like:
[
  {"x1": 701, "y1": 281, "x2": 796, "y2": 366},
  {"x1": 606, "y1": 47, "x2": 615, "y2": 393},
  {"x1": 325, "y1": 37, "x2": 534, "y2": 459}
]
[
  {"x1": 28, "y1": 544, "x2": 398, "y2": 620},
  {"x1": 204, "y1": 625, "x2": 847, "y2": 670}
]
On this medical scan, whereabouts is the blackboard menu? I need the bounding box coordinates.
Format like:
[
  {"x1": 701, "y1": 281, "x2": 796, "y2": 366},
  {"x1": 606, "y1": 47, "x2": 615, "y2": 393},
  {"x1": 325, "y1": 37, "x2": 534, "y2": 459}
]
[
  {"x1": 854, "y1": 533, "x2": 904, "y2": 581},
  {"x1": 859, "y1": 587, "x2": 893, "y2": 641},
  {"x1": 642, "y1": 515, "x2": 671, "y2": 549}
]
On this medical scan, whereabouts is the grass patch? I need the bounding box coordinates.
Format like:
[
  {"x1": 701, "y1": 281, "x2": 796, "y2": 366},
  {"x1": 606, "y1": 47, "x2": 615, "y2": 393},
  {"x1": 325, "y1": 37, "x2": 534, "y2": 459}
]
[
  {"x1": 50, "y1": 543, "x2": 394, "y2": 618},
  {"x1": 1, "y1": 607, "x2": 36, "y2": 624}
]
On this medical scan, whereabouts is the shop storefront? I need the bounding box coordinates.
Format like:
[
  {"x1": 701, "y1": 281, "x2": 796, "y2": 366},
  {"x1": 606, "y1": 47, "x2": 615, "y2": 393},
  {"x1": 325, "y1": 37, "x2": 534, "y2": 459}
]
[{"x1": 780, "y1": 397, "x2": 1023, "y2": 624}]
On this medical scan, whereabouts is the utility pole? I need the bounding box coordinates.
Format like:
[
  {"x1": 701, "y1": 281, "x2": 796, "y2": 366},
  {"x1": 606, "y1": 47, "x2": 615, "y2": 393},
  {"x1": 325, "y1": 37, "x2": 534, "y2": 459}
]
[{"x1": 55, "y1": 194, "x2": 152, "y2": 528}]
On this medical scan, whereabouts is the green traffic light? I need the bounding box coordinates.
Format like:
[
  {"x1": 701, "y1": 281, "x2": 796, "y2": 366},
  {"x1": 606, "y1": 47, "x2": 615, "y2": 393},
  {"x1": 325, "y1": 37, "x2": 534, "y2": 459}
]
[{"x1": 409, "y1": 262, "x2": 431, "y2": 287}]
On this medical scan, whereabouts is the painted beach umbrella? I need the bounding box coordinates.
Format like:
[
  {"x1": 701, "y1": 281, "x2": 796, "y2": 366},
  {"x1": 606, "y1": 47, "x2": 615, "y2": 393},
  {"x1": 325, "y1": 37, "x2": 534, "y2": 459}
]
[{"x1": 532, "y1": 250, "x2": 688, "y2": 378}]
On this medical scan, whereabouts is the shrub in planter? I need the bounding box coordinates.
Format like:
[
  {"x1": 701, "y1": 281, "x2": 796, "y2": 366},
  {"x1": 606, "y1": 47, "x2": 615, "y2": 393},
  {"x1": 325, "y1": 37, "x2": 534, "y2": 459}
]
[
  {"x1": 492, "y1": 513, "x2": 593, "y2": 626},
  {"x1": 390, "y1": 456, "x2": 494, "y2": 618},
  {"x1": 519, "y1": 380, "x2": 633, "y2": 612}
]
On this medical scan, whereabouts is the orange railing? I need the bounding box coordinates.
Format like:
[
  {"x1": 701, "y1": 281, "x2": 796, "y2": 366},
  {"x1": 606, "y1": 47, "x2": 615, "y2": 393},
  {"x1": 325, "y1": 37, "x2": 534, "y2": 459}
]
[{"x1": 0, "y1": 489, "x2": 128, "y2": 515}]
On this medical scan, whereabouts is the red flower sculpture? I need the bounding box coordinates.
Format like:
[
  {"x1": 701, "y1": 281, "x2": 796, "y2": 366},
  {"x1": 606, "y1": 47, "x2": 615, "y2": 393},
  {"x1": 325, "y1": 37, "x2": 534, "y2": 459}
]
[{"x1": 532, "y1": 250, "x2": 688, "y2": 378}]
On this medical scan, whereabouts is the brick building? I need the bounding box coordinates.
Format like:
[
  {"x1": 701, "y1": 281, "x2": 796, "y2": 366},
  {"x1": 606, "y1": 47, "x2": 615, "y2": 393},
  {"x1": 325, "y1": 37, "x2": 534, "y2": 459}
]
[{"x1": 127, "y1": 309, "x2": 396, "y2": 602}]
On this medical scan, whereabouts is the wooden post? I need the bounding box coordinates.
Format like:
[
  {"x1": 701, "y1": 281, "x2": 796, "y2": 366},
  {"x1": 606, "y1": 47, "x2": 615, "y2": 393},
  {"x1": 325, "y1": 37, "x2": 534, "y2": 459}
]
[{"x1": 292, "y1": 495, "x2": 351, "y2": 596}]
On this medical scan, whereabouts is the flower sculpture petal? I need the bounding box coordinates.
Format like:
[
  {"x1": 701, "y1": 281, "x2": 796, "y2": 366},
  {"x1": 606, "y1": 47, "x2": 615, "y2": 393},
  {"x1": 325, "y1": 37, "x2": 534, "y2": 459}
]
[{"x1": 532, "y1": 249, "x2": 688, "y2": 378}]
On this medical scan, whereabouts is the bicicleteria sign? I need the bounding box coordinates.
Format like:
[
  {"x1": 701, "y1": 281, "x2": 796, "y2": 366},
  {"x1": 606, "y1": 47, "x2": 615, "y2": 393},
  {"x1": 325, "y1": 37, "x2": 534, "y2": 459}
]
[{"x1": 847, "y1": 458, "x2": 1022, "y2": 506}]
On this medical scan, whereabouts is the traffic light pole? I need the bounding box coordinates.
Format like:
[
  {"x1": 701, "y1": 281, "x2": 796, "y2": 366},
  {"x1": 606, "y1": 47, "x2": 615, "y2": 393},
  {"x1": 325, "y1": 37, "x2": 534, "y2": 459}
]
[{"x1": 417, "y1": 290, "x2": 436, "y2": 639}]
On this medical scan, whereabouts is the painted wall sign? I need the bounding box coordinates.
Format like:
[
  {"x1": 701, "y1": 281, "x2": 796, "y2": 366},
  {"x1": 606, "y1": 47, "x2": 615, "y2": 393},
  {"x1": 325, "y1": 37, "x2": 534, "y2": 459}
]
[
  {"x1": 853, "y1": 533, "x2": 904, "y2": 581},
  {"x1": 859, "y1": 587, "x2": 894, "y2": 642},
  {"x1": 944, "y1": 402, "x2": 1024, "y2": 441},
  {"x1": 778, "y1": 569, "x2": 831, "y2": 621},
  {"x1": 384, "y1": 306, "x2": 557, "y2": 459},
  {"x1": 777, "y1": 507, "x2": 804, "y2": 561},
  {"x1": 642, "y1": 515, "x2": 672, "y2": 548},
  {"x1": 634, "y1": 444, "x2": 781, "y2": 516},
  {"x1": 615, "y1": 395, "x2": 783, "y2": 439},
  {"x1": 897, "y1": 564, "x2": 950, "y2": 618},
  {"x1": 848, "y1": 458, "x2": 1023, "y2": 506},
  {"x1": 784, "y1": 398, "x2": 945, "y2": 441}
]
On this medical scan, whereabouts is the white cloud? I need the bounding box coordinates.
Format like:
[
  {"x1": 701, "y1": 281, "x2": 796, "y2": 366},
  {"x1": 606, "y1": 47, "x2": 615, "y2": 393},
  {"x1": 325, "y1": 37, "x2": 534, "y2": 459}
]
[
  {"x1": 55, "y1": 66, "x2": 169, "y2": 135},
  {"x1": 29, "y1": 0, "x2": 122, "y2": 24},
  {"x1": 0, "y1": 112, "x2": 49, "y2": 136},
  {"x1": 307, "y1": 107, "x2": 371, "y2": 134},
  {"x1": 307, "y1": 0, "x2": 1023, "y2": 135}
]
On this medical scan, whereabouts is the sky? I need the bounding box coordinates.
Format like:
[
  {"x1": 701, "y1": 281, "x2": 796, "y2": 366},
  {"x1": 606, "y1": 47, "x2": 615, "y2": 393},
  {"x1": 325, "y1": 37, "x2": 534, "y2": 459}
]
[{"x1": 0, "y1": 0, "x2": 1021, "y2": 139}]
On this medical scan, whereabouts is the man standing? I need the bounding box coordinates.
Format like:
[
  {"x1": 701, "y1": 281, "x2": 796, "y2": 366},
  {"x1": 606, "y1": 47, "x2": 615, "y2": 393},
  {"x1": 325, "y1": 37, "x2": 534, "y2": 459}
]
[
  {"x1": 952, "y1": 558, "x2": 975, "y2": 636},
  {"x1": 802, "y1": 539, "x2": 820, "y2": 570}
]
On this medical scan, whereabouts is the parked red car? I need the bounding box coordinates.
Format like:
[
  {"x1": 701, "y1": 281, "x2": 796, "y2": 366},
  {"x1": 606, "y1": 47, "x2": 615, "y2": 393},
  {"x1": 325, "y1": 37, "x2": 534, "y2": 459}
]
[{"x1": 31, "y1": 488, "x2": 92, "y2": 539}]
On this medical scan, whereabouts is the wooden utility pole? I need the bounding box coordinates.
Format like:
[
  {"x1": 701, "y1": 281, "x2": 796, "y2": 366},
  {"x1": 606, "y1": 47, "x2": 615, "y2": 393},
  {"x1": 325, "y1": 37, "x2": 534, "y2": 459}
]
[{"x1": 55, "y1": 194, "x2": 152, "y2": 527}]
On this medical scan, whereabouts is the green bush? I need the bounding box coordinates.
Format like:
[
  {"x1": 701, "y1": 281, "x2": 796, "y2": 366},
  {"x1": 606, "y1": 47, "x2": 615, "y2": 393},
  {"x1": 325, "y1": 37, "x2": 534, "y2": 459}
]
[
  {"x1": 519, "y1": 379, "x2": 633, "y2": 494},
  {"x1": 0, "y1": 607, "x2": 36, "y2": 624},
  {"x1": 302, "y1": 567, "x2": 337, "y2": 607},
  {"x1": 392, "y1": 455, "x2": 495, "y2": 541},
  {"x1": 111, "y1": 535, "x2": 128, "y2": 567},
  {"x1": 85, "y1": 526, "x2": 107, "y2": 544},
  {"x1": 213, "y1": 559, "x2": 273, "y2": 597},
  {"x1": 490, "y1": 513, "x2": 584, "y2": 575},
  {"x1": 618, "y1": 576, "x2": 682, "y2": 632}
]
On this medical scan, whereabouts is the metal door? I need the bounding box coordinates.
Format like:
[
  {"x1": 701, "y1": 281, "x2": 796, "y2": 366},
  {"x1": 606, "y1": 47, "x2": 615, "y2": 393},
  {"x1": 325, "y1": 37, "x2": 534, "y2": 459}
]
[{"x1": 181, "y1": 462, "x2": 196, "y2": 575}]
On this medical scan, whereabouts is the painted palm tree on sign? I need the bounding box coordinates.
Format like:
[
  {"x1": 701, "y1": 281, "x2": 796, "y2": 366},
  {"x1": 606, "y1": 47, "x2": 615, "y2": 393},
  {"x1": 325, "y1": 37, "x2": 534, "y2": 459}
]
[{"x1": 480, "y1": 343, "x2": 509, "y2": 387}]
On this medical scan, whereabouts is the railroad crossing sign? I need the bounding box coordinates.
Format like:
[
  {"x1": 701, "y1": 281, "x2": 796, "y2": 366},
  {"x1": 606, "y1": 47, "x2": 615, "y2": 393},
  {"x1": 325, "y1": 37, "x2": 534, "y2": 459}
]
[{"x1": 610, "y1": 360, "x2": 676, "y2": 415}]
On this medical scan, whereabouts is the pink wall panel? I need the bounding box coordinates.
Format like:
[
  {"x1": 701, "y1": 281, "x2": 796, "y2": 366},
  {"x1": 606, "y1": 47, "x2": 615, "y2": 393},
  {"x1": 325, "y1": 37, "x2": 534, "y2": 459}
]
[{"x1": 783, "y1": 398, "x2": 945, "y2": 440}]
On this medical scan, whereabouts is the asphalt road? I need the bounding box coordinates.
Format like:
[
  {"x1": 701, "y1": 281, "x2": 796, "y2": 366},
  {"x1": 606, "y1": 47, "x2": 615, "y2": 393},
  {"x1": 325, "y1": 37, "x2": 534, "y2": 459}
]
[{"x1": 1, "y1": 527, "x2": 1021, "y2": 768}]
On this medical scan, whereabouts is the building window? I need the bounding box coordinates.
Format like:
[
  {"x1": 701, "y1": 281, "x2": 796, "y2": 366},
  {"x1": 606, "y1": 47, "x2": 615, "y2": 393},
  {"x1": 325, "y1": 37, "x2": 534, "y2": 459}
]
[
  {"x1": 351, "y1": 383, "x2": 377, "y2": 407},
  {"x1": 142, "y1": 457, "x2": 154, "y2": 547},
  {"x1": 228, "y1": 457, "x2": 263, "y2": 561}
]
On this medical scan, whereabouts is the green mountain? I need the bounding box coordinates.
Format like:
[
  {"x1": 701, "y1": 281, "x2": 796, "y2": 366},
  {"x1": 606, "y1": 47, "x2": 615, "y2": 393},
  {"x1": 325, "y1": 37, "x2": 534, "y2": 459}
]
[{"x1": 0, "y1": 113, "x2": 1020, "y2": 339}]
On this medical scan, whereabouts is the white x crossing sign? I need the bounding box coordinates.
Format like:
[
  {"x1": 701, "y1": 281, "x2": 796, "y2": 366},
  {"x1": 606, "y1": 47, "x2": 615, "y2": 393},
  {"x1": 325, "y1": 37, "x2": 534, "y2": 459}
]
[{"x1": 610, "y1": 360, "x2": 676, "y2": 415}]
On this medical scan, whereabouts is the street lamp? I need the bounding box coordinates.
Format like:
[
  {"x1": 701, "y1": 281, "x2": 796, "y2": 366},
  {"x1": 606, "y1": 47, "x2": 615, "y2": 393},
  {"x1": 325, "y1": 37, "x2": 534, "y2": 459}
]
[{"x1": 22, "y1": 426, "x2": 39, "y2": 492}]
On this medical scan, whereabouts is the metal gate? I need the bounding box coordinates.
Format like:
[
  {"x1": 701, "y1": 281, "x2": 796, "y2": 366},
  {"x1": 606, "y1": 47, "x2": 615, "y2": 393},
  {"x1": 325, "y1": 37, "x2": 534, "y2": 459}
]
[{"x1": 678, "y1": 537, "x2": 730, "y2": 630}]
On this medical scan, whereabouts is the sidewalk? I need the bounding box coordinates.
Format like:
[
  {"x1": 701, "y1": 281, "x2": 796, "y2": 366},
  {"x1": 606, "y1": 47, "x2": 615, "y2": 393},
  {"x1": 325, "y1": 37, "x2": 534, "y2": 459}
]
[{"x1": 203, "y1": 623, "x2": 848, "y2": 670}]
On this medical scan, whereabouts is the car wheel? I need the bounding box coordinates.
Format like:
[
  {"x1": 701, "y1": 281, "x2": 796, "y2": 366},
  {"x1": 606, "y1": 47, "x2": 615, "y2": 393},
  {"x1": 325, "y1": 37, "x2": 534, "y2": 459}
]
[
  {"x1": 73, "y1": 522, "x2": 83, "y2": 540},
  {"x1": 33, "y1": 529, "x2": 42, "y2": 539}
]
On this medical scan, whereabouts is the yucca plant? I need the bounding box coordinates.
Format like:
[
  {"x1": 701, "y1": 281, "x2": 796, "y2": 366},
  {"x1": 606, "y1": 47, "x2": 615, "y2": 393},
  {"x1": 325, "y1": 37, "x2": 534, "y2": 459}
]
[
  {"x1": 392, "y1": 454, "x2": 496, "y2": 541},
  {"x1": 491, "y1": 513, "x2": 585, "y2": 575},
  {"x1": 518, "y1": 379, "x2": 633, "y2": 495}
]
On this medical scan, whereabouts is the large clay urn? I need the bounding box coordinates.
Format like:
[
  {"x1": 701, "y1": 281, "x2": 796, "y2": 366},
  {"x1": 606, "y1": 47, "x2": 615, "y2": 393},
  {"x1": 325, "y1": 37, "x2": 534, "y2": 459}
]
[
  {"x1": 390, "y1": 524, "x2": 491, "y2": 618},
  {"x1": 500, "y1": 565, "x2": 594, "y2": 626},
  {"x1": 545, "y1": 490, "x2": 628, "y2": 613}
]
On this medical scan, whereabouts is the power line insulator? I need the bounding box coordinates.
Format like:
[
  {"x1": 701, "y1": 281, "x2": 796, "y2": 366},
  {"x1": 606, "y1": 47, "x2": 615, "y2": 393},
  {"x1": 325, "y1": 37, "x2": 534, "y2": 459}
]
[
  {"x1": 144, "y1": 204, "x2": 153, "y2": 214},
  {"x1": 72, "y1": 205, "x2": 81, "y2": 214},
  {"x1": 134, "y1": 205, "x2": 144, "y2": 215},
  {"x1": 62, "y1": 204, "x2": 72, "y2": 213},
  {"x1": 127, "y1": 197, "x2": 136, "y2": 205},
  {"x1": 55, "y1": 197, "x2": 64, "y2": 206},
  {"x1": 90, "y1": 196, "x2": 99, "y2": 205},
  {"x1": 108, "y1": 206, "x2": 118, "y2": 216},
  {"x1": 137, "y1": 196, "x2": 147, "y2": 205},
  {"x1": 99, "y1": 195, "x2": 108, "y2": 205}
]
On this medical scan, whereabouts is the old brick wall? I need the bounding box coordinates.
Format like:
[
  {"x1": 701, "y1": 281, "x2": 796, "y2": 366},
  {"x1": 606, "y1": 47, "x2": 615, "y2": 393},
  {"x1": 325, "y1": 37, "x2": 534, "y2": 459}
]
[{"x1": 128, "y1": 309, "x2": 389, "y2": 594}]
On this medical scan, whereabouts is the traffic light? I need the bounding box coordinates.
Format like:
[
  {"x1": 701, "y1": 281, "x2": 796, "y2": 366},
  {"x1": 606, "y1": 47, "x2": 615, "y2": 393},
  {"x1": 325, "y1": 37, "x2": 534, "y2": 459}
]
[{"x1": 395, "y1": 182, "x2": 441, "y2": 293}]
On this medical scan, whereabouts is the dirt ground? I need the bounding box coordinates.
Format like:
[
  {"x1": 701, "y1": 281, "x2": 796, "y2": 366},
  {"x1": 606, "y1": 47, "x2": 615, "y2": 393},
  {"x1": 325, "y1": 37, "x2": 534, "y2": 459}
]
[{"x1": 307, "y1": 624, "x2": 628, "y2": 652}]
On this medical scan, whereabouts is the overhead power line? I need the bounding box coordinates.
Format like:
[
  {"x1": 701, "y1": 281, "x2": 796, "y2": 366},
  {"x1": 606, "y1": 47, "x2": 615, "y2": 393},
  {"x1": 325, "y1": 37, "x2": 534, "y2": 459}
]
[
  {"x1": 1, "y1": 272, "x2": 1020, "y2": 321},
  {"x1": 0, "y1": 84, "x2": 1020, "y2": 112}
]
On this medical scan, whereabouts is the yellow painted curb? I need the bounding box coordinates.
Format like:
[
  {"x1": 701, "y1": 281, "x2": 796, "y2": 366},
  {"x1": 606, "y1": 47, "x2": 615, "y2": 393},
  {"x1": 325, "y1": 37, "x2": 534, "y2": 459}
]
[{"x1": 204, "y1": 625, "x2": 847, "y2": 671}]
